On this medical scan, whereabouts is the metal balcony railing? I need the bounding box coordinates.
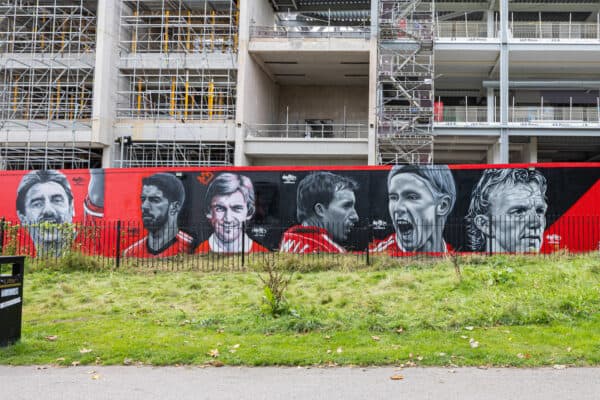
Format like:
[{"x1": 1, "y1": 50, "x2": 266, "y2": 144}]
[
  {"x1": 435, "y1": 22, "x2": 495, "y2": 39},
  {"x1": 511, "y1": 22, "x2": 600, "y2": 41},
  {"x1": 245, "y1": 123, "x2": 369, "y2": 139},
  {"x1": 435, "y1": 106, "x2": 489, "y2": 124},
  {"x1": 435, "y1": 106, "x2": 600, "y2": 126},
  {"x1": 250, "y1": 25, "x2": 370, "y2": 39},
  {"x1": 509, "y1": 106, "x2": 600, "y2": 125}
]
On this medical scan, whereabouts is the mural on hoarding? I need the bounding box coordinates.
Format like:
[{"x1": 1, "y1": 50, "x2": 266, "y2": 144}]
[{"x1": 0, "y1": 164, "x2": 599, "y2": 257}]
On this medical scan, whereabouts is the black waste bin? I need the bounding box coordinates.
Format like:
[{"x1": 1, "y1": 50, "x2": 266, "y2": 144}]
[{"x1": 0, "y1": 256, "x2": 25, "y2": 346}]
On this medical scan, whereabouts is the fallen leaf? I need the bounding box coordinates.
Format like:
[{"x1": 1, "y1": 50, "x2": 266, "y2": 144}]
[
  {"x1": 417, "y1": 356, "x2": 423, "y2": 361},
  {"x1": 409, "y1": 353, "x2": 413, "y2": 358},
  {"x1": 91, "y1": 374, "x2": 100, "y2": 380},
  {"x1": 566, "y1": 347, "x2": 572, "y2": 352},
  {"x1": 395, "y1": 327, "x2": 404, "y2": 333},
  {"x1": 464, "y1": 326, "x2": 474, "y2": 331},
  {"x1": 517, "y1": 353, "x2": 525, "y2": 359},
  {"x1": 553, "y1": 364, "x2": 567, "y2": 370},
  {"x1": 390, "y1": 374, "x2": 404, "y2": 380},
  {"x1": 232, "y1": 344, "x2": 240, "y2": 349},
  {"x1": 87, "y1": 370, "x2": 96, "y2": 374},
  {"x1": 207, "y1": 349, "x2": 220, "y2": 358},
  {"x1": 371, "y1": 336, "x2": 381, "y2": 341},
  {"x1": 45, "y1": 335, "x2": 58, "y2": 342},
  {"x1": 55, "y1": 357, "x2": 65, "y2": 362},
  {"x1": 123, "y1": 358, "x2": 133, "y2": 365},
  {"x1": 469, "y1": 338, "x2": 479, "y2": 348},
  {"x1": 216, "y1": 328, "x2": 224, "y2": 334},
  {"x1": 460, "y1": 335, "x2": 468, "y2": 339},
  {"x1": 71, "y1": 361, "x2": 80, "y2": 367},
  {"x1": 336, "y1": 347, "x2": 343, "y2": 354},
  {"x1": 324, "y1": 335, "x2": 331, "y2": 340},
  {"x1": 211, "y1": 360, "x2": 224, "y2": 367},
  {"x1": 79, "y1": 348, "x2": 93, "y2": 354},
  {"x1": 438, "y1": 352, "x2": 446, "y2": 357}
]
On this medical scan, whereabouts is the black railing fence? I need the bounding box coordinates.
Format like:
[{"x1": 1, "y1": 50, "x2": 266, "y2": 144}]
[{"x1": 0, "y1": 215, "x2": 598, "y2": 270}]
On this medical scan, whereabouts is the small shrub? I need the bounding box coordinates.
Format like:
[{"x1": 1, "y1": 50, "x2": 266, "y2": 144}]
[{"x1": 257, "y1": 256, "x2": 293, "y2": 317}]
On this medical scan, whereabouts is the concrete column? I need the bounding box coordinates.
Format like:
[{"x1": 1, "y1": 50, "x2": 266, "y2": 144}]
[
  {"x1": 368, "y1": 0, "x2": 379, "y2": 165},
  {"x1": 487, "y1": 10, "x2": 495, "y2": 38},
  {"x1": 487, "y1": 139, "x2": 502, "y2": 163},
  {"x1": 498, "y1": 0, "x2": 509, "y2": 163},
  {"x1": 101, "y1": 146, "x2": 113, "y2": 167},
  {"x1": 92, "y1": 0, "x2": 120, "y2": 168},
  {"x1": 523, "y1": 136, "x2": 538, "y2": 163},
  {"x1": 487, "y1": 87, "x2": 495, "y2": 123}
]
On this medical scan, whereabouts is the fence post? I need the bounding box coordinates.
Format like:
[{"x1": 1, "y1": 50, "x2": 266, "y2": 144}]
[
  {"x1": 488, "y1": 216, "x2": 493, "y2": 256},
  {"x1": 0, "y1": 218, "x2": 4, "y2": 254},
  {"x1": 365, "y1": 225, "x2": 371, "y2": 266},
  {"x1": 115, "y1": 221, "x2": 122, "y2": 268},
  {"x1": 241, "y1": 222, "x2": 245, "y2": 268}
]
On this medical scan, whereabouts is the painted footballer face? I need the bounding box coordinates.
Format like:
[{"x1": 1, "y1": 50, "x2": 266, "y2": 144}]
[
  {"x1": 388, "y1": 173, "x2": 442, "y2": 252},
  {"x1": 485, "y1": 182, "x2": 547, "y2": 253},
  {"x1": 19, "y1": 181, "x2": 74, "y2": 246},
  {"x1": 141, "y1": 185, "x2": 170, "y2": 232},
  {"x1": 207, "y1": 190, "x2": 249, "y2": 244},
  {"x1": 319, "y1": 188, "x2": 359, "y2": 243}
]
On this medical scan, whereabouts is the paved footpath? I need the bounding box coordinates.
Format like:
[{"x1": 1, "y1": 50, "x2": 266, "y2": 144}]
[{"x1": 0, "y1": 366, "x2": 599, "y2": 400}]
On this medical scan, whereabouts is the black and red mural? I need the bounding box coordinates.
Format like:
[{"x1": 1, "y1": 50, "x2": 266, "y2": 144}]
[{"x1": 1, "y1": 163, "x2": 599, "y2": 257}]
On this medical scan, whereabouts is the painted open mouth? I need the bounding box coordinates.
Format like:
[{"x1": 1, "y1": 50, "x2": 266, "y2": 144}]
[{"x1": 396, "y1": 219, "x2": 413, "y2": 235}]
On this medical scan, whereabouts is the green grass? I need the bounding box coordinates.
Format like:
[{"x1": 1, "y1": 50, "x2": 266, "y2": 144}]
[{"x1": 1, "y1": 253, "x2": 600, "y2": 367}]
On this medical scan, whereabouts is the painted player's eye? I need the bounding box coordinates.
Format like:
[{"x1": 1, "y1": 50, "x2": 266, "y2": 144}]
[
  {"x1": 405, "y1": 192, "x2": 420, "y2": 201},
  {"x1": 232, "y1": 206, "x2": 244, "y2": 213},
  {"x1": 389, "y1": 194, "x2": 399, "y2": 201},
  {"x1": 51, "y1": 195, "x2": 65, "y2": 204},
  {"x1": 30, "y1": 199, "x2": 44, "y2": 208},
  {"x1": 509, "y1": 207, "x2": 528, "y2": 215},
  {"x1": 536, "y1": 207, "x2": 546, "y2": 215}
]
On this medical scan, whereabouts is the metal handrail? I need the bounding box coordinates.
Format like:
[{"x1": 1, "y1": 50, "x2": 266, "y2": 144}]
[
  {"x1": 511, "y1": 22, "x2": 600, "y2": 40},
  {"x1": 250, "y1": 25, "x2": 370, "y2": 39},
  {"x1": 245, "y1": 123, "x2": 369, "y2": 139}
]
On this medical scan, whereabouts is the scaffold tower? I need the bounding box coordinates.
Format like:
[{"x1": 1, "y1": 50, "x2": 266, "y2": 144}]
[{"x1": 376, "y1": 0, "x2": 434, "y2": 165}]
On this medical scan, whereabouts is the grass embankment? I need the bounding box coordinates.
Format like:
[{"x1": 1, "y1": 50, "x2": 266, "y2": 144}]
[{"x1": 1, "y1": 254, "x2": 599, "y2": 367}]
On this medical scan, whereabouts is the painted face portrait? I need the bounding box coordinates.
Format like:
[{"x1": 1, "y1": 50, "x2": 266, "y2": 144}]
[
  {"x1": 484, "y1": 182, "x2": 547, "y2": 252},
  {"x1": 388, "y1": 172, "x2": 448, "y2": 252},
  {"x1": 141, "y1": 185, "x2": 171, "y2": 232},
  {"x1": 207, "y1": 190, "x2": 249, "y2": 244},
  {"x1": 318, "y1": 188, "x2": 359, "y2": 243},
  {"x1": 19, "y1": 181, "x2": 74, "y2": 245}
]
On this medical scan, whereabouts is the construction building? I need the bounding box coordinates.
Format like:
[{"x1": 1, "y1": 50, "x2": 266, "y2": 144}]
[{"x1": 1, "y1": 0, "x2": 599, "y2": 169}]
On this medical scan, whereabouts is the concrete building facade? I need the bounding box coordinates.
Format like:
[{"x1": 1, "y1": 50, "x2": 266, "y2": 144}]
[{"x1": 1, "y1": 0, "x2": 599, "y2": 169}]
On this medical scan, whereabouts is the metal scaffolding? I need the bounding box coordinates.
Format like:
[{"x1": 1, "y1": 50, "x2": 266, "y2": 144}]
[
  {"x1": 113, "y1": 141, "x2": 234, "y2": 167},
  {"x1": 120, "y1": 0, "x2": 239, "y2": 54},
  {"x1": 117, "y1": 68, "x2": 236, "y2": 120},
  {"x1": 0, "y1": 145, "x2": 102, "y2": 170},
  {"x1": 376, "y1": 0, "x2": 434, "y2": 165},
  {"x1": 0, "y1": 0, "x2": 98, "y2": 169}
]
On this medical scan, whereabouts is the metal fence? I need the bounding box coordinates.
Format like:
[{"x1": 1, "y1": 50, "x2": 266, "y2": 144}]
[{"x1": 1, "y1": 215, "x2": 598, "y2": 271}]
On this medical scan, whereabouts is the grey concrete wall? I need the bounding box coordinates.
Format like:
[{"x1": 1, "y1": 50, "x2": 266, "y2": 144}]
[
  {"x1": 241, "y1": 57, "x2": 279, "y2": 125},
  {"x1": 276, "y1": 85, "x2": 368, "y2": 124},
  {"x1": 247, "y1": 0, "x2": 276, "y2": 27}
]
